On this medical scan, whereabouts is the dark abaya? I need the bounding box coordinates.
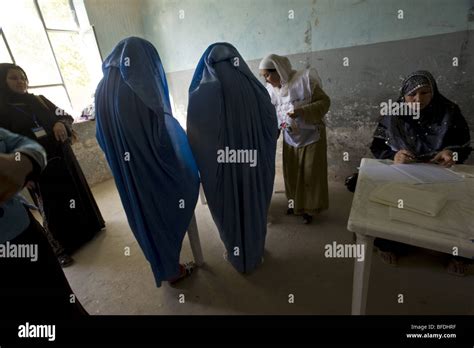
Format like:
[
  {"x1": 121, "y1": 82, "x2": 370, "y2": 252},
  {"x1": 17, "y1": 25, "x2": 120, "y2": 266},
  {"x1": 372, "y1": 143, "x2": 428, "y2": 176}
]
[{"x1": 0, "y1": 63, "x2": 105, "y2": 254}]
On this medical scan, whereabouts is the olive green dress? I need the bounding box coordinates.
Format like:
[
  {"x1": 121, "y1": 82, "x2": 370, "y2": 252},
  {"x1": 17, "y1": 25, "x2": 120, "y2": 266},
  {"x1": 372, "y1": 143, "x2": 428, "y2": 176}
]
[{"x1": 283, "y1": 85, "x2": 330, "y2": 216}]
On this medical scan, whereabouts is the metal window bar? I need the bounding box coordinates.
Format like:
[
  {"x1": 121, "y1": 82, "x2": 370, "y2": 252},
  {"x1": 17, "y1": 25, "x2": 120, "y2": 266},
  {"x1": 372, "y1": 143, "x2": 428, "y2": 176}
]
[
  {"x1": 45, "y1": 28, "x2": 80, "y2": 33},
  {"x1": 69, "y1": 0, "x2": 80, "y2": 29},
  {"x1": 29, "y1": 83, "x2": 65, "y2": 89},
  {"x1": 0, "y1": 28, "x2": 16, "y2": 64}
]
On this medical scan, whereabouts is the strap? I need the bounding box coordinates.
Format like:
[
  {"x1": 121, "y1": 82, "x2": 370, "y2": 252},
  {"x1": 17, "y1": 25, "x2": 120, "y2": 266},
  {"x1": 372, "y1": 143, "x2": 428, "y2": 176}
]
[{"x1": 35, "y1": 95, "x2": 51, "y2": 111}]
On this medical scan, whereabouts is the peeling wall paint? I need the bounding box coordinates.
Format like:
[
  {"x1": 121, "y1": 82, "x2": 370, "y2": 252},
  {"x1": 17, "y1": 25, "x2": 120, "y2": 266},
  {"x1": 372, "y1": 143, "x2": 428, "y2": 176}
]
[{"x1": 164, "y1": 30, "x2": 474, "y2": 181}]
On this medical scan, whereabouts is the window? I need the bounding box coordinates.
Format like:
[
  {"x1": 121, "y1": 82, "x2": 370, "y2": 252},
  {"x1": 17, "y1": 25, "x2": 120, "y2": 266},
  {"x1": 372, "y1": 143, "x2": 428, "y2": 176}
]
[
  {"x1": 0, "y1": 32, "x2": 13, "y2": 63},
  {"x1": 0, "y1": 0, "x2": 102, "y2": 120}
]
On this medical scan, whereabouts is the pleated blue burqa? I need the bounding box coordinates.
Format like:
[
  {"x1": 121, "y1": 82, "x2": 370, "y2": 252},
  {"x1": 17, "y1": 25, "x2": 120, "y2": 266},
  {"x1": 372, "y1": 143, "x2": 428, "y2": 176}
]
[
  {"x1": 95, "y1": 37, "x2": 199, "y2": 287},
  {"x1": 187, "y1": 43, "x2": 278, "y2": 273}
]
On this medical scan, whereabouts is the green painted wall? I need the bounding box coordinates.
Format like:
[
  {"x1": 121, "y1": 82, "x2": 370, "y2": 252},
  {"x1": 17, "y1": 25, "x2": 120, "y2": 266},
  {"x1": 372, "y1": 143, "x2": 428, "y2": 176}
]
[{"x1": 142, "y1": 0, "x2": 472, "y2": 72}]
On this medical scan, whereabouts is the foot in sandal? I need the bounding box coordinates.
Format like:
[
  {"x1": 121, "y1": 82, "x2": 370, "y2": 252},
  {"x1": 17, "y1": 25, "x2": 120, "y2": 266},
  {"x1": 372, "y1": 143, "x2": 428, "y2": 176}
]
[
  {"x1": 168, "y1": 261, "x2": 196, "y2": 285},
  {"x1": 379, "y1": 250, "x2": 398, "y2": 266},
  {"x1": 302, "y1": 213, "x2": 313, "y2": 224},
  {"x1": 224, "y1": 250, "x2": 264, "y2": 264},
  {"x1": 447, "y1": 257, "x2": 467, "y2": 277}
]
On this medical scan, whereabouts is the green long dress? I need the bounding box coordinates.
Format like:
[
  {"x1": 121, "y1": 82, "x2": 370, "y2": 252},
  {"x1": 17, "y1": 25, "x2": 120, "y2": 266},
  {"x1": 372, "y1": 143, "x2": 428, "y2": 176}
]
[{"x1": 282, "y1": 85, "x2": 330, "y2": 216}]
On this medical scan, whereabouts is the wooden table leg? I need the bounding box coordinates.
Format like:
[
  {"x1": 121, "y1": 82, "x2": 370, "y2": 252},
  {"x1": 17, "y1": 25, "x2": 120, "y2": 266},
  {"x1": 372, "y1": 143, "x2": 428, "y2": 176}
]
[
  {"x1": 351, "y1": 233, "x2": 374, "y2": 315},
  {"x1": 187, "y1": 213, "x2": 204, "y2": 266}
]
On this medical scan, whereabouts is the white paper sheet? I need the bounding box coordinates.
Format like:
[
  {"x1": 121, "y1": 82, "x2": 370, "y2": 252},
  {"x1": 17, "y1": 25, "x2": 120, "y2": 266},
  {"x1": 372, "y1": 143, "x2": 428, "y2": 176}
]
[
  {"x1": 358, "y1": 160, "x2": 415, "y2": 182},
  {"x1": 390, "y1": 163, "x2": 464, "y2": 184}
]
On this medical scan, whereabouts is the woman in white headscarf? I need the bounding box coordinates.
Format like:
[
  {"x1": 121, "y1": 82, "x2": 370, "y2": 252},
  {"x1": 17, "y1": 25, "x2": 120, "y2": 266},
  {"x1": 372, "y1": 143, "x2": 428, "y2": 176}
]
[{"x1": 259, "y1": 54, "x2": 330, "y2": 224}]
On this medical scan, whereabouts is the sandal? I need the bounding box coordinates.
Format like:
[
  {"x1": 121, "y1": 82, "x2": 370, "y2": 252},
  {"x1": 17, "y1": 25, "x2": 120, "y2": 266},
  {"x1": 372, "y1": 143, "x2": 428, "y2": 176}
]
[
  {"x1": 58, "y1": 254, "x2": 74, "y2": 268},
  {"x1": 168, "y1": 261, "x2": 196, "y2": 285},
  {"x1": 302, "y1": 214, "x2": 313, "y2": 224},
  {"x1": 379, "y1": 250, "x2": 398, "y2": 266},
  {"x1": 224, "y1": 250, "x2": 264, "y2": 265},
  {"x1": 447, "y1": 257, "x2": 467, "y2": 277}
]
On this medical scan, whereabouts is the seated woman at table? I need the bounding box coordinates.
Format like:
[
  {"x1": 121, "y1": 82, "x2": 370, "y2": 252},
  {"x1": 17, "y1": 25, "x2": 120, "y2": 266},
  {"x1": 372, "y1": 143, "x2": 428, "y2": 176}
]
[{"x1": 370, "y1": 70, "x2": 472, "y2": 275}]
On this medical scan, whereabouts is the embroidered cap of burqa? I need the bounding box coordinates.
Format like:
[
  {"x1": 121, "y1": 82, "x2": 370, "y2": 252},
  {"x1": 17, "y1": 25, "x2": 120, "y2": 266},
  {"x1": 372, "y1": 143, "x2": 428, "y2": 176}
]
[
  {"x1": 95, "y1": 37, "x2": 199, "y2": 287},
  {"x1": 187, "y1": 43, "x2": 277, "y2": 273}
]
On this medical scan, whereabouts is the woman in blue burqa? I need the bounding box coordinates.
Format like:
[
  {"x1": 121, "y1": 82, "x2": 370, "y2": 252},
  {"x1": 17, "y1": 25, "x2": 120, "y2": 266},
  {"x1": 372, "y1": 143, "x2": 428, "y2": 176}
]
[
  {"x1": 187, "y1": 43, "x2": 278, "y2": 273},
  {"x1": 95, "y1": 37, "x2": 200, "y2": 286}
]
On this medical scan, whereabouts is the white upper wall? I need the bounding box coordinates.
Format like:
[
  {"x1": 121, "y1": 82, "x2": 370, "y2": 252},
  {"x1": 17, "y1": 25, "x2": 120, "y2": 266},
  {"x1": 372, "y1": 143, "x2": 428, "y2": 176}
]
[{"x1": 84, "y1": 0, "x2": 146, "y2": 60}]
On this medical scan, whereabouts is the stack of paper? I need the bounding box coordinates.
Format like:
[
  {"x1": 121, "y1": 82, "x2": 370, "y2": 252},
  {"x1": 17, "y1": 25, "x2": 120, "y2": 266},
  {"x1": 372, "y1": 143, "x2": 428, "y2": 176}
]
[
  {"x1": 389, "y1": 201, "x2": 474, "y2": 239},
  {"x1": 369, "y1": 181, "x2": 474, "y2": 239},
  {"x1": 369, "y1": 183, "x2": 447, "y2": 216}
]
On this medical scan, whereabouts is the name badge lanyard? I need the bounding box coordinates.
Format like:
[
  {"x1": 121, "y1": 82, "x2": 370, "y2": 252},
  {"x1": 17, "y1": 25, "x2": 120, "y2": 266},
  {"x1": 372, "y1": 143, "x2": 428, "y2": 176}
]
[{"x1": 11, "y1": 105, "x2": 42, "y2": 128}]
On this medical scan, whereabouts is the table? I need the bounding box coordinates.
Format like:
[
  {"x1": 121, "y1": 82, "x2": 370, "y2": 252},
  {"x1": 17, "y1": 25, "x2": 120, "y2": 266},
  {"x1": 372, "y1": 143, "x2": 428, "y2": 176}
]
[
  {"x1": 347, "y1": 158, "x2": 474, "y2": 315},
  {"x1": 188, "y1": 214, "x2": 204, "y2": 266}
]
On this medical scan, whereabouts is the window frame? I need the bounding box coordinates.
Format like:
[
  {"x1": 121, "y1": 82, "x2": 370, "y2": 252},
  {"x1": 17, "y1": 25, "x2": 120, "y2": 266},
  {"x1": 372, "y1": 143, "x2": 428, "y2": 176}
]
[
  {"x1": 1, "y1": 0, "x2": 102, "y2": 116},
  {"x1": 0, "y1": 28, "x2": 15, "y2": 63}
]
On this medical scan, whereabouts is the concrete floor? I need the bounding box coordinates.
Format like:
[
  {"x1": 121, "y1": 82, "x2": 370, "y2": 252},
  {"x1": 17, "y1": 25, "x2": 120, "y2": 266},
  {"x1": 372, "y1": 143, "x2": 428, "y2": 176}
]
[{"x1": 62, "y1": 175, "x2": 474, "y2": 315}]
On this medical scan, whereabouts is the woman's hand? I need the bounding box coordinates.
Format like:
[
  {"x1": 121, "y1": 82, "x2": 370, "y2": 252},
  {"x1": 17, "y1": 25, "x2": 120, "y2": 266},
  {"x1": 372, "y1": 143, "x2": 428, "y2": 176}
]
[
  {"x1": 53, "y1": 122, "x2": 68, "y2": 143},
  {"x1": 394, "y1": 149, "x2": 416, "y2": 164},
  {"x1": 431, "y1": 149, "x2": 455, "y2": 167},
  {"x1": 0, "y1": 153, "x2": 33, "y2": 204},
  {"x1": 25, "y1": 181, "x2": 36, "y2": 190},
  {"x1": 287, "y1": 107, "x2": 305, "y2": 119}
]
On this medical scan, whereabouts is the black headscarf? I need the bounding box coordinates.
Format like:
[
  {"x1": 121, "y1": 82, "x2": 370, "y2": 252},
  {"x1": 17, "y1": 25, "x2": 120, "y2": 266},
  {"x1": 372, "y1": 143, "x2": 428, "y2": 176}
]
[
  {"x1": 373, "y1": 70, "x2": 471, "y2": 161},
  {"x1": 0, "y1": 63, "x2": 74, "y2": 143},
  {"x1": 0, "y1": 63, "x2": 41, "y2": 113}
]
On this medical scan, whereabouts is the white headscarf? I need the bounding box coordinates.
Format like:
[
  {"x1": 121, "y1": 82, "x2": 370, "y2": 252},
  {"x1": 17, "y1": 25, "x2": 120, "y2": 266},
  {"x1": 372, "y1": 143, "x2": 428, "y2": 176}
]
[
  {"x1": 259, "y1": 54, "x2": 324, "y2": 147},
  {"x1": 259, "y1": 54, "x2": 322, "y2": 95},
  {"x1": 258, "y1": 54, "x2": 296, "y2": 85}
]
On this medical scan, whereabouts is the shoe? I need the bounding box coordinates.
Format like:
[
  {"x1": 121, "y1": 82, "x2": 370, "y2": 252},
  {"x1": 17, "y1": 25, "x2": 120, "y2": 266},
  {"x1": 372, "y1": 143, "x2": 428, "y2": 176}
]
[
  {"x1": 226, "y1": 250, "x2": 264, "y2": 265},
  {"x1": 58, "y1": 254, "x2": 74, "y2": 267},
  {"x1": 168, "y1": 261, "x2": 196, "y2": 285},
  {"x1": 447, "y1": 257, "x2": 467, "y2": 277},
  {"x1": 302, "y1": 214, "x2": 313, "y2": 224},
  {"x1": 286, "y1": 208, "x2": 294, "y2": 215},
  {"x1": 378, "y1": 250, "x2": 398, "y2": 266},
  {"x1": 267, "y1": 214, "x2": 275, "y2": 226}
]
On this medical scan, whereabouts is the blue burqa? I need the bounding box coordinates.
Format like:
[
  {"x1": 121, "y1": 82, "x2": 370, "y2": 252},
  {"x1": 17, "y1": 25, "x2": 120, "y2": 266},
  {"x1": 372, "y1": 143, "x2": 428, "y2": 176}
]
[
  {"x1": 95, "y1": 37, "x2": 200, "y2": 287},
  {"x1": 187, "y1": 43, "x2": 278, "y2": 273}
]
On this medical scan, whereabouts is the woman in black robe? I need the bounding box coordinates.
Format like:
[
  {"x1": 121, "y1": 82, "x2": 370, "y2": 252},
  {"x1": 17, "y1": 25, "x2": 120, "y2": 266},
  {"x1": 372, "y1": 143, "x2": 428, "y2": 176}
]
[
  {"x1": 0, "y1": 128, "x2": 88, "y2": 317},
  {"x1": 370, "y1": 70, "x2": 472, "y2": 275},
  {"x1": 0, "y1": 63, "x2": 105, "y2": 264}
]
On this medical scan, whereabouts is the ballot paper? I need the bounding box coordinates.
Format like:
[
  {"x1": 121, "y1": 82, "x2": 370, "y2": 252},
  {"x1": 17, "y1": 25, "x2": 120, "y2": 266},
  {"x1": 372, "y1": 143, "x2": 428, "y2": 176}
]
[
  {"x1": 359, "y1": 160, "x2": 414, "y2": 182},
  {"x1": 390, "y1": 163, "x2": 464, "y2": 184},
  {"x1": 369, "y1": 183, "x2": 448, "y2": 216}
]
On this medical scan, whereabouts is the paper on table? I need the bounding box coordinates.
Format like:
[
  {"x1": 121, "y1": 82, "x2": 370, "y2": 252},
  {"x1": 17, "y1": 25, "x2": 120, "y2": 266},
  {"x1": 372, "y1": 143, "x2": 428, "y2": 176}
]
[
  {"x1": 390, "y1": 163, "x2": 464, "y2": 184},
  {"x1": 389, "y1": 201, "x2": 474, "y2": 240},
  {"x1": 369, "y1": 183, "x2": 447, "y2": 216},
  {"x1": 359, "y1": 160, "x2": 415, "y2": 182}
]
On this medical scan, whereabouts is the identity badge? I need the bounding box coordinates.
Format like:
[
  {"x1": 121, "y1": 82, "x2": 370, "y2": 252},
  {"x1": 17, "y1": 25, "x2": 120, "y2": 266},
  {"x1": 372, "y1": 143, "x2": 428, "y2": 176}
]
[{"x1": 32, "y1": 127, "x2": 47, "y2": 139}]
